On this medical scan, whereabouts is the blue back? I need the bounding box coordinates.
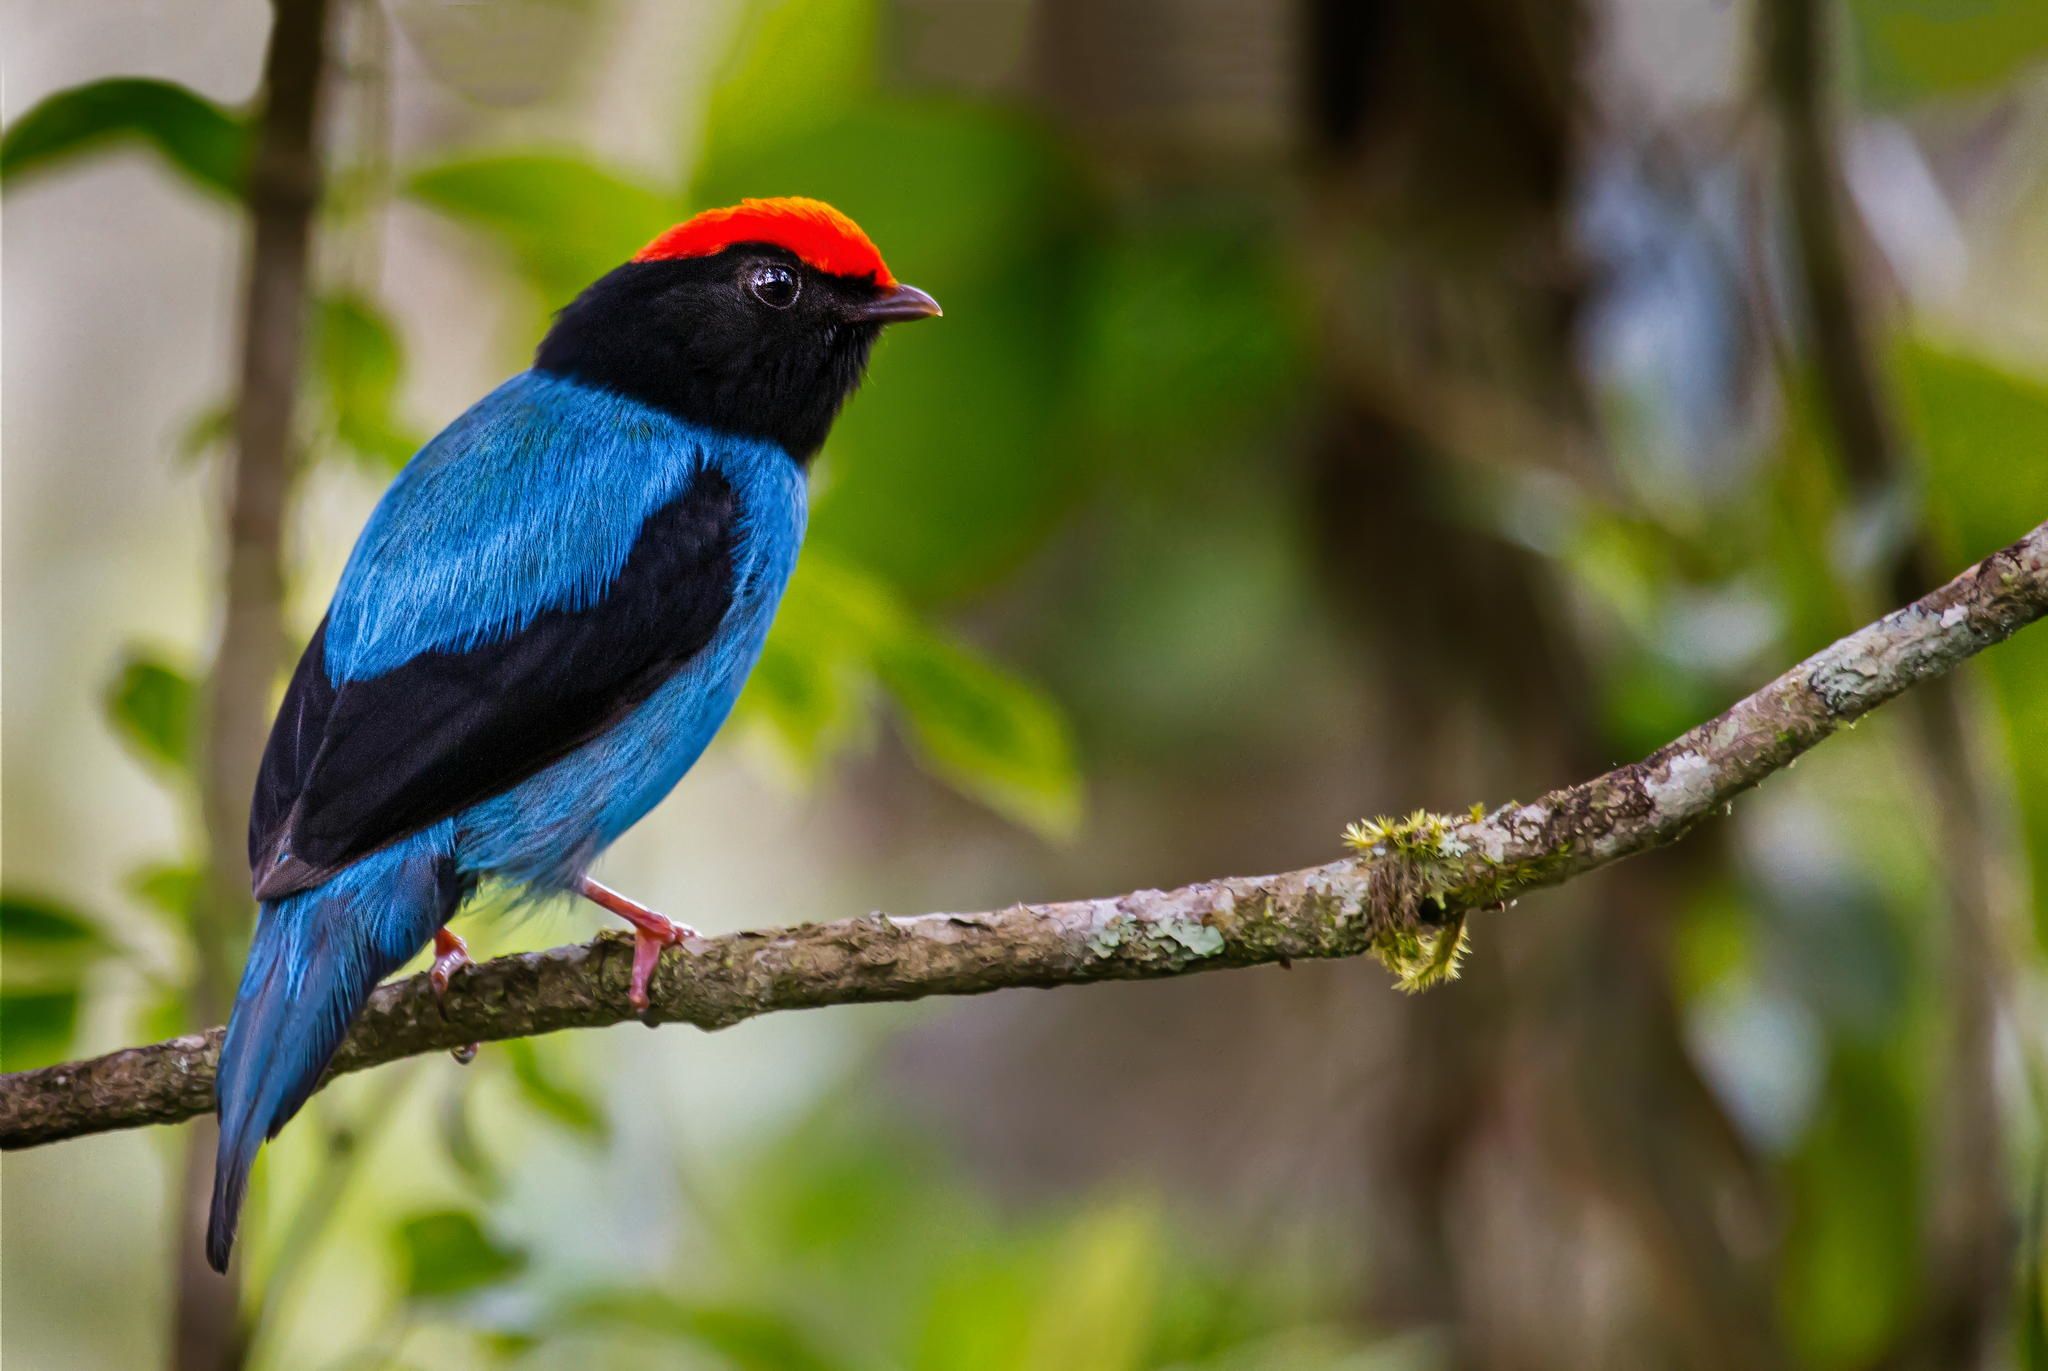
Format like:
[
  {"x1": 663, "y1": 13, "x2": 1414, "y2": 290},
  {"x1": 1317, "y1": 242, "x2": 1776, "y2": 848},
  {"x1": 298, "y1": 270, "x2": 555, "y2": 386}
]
[
  {"x1": 320, "y1": 369, "x2": 807, "y2": 890},
  {"x1": 329, "y1": 371, "x2": 790, "y2": 679}
]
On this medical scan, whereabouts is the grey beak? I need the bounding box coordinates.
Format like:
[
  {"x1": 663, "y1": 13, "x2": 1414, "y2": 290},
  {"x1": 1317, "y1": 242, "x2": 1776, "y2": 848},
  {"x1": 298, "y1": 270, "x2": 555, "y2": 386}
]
[{"x1": 846, "y1": 282, "x2": 943, "y2": 324}]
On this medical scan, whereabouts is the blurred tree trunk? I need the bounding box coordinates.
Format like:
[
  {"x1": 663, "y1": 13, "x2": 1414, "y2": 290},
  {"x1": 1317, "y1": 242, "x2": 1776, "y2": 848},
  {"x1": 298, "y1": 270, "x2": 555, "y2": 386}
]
[
  {"x1": 1295, "y1": 3, "x2": 1786, "y2": 1366},
  {"x1": 1763, "y1": 1, "x2": 2017, "y2": 1364},
  {"x1": 879, "y1": 1, "x2": 1790, "y2": 1366},
  {"x1": 173, "y1": 1, "x2": 332, "y2": 1367}
]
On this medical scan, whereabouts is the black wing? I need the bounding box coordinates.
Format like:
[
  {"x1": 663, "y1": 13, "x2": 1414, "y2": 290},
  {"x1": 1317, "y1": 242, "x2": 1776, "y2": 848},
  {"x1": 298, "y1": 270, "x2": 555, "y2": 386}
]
[{"x1": 249, "y1": 473, "x2": 739, "y2": 900}]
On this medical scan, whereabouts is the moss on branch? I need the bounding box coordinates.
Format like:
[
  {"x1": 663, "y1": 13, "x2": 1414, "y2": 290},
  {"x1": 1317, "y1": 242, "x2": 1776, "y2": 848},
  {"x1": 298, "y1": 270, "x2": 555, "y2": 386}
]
[{"x1": 2, "y1": 520, "x2": 2043, "y2": 1150}]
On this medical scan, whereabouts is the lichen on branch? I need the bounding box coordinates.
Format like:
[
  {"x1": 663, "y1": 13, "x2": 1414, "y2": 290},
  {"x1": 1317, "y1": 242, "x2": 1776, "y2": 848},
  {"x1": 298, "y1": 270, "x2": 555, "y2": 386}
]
[{"x1": 1, "y1": 519, "x2": 2043, "y2": 1151}]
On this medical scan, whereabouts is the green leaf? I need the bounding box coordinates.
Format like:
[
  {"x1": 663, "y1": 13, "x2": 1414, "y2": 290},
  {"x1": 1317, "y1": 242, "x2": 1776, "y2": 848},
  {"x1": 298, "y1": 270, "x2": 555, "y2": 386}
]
[
  {"x1": 741, "y1": 636, "x2": 871, "y2": 776},
  {"x1": 500, "y1": 1038, "x2": 607, "y2": 1139},
  {"x1": 1847, "y1": 0, "x2": 2048, "y2": 107},
  {"x1": 125, "y1": 864, "x2": 202, "y2": 1023},
  {"x1": 701, "y1": 0, "x2": 878, "y2": 162},
  {"x1": 128, "y1": 862, "x2": 202, "y2": 928},
  {"x1": 1895, "y1": 341, "x2": 2048, "y2": 564},
  {"x1": 913, "y1": 1246, "x2": 1043, "y2": 1371},
  {"x1": 187, "y1": 296, "x2": 422, "y2": 471},
  {"x1": 0, "y1": 894, "x2": 109, "y2": 1069},
  {"x1": 2, "y1": 892, "x2": 110, "y2": 991},
  {"x1": 0, "y1": 893, "x2": 106, "y2": 954},
  {"x1": 175, "y1": 401, "x2": 236, "y2": 464},
  {"x1": 565, "y1": 1291, "x2": 849, "y2": 1371},
  {"x1": 405, "y1": 153, "x2": 678, "y2": 307},
  {"x1": 1670, "y1": 883, "x2": 1754, "y2": 1004},
  {"x1": 0, "y1": 990, "x2": 81, "y2": 1074},
  {"x1": 316, "y1": 293, "x2": 423, "y2": 471},
  {"x1": 874, "y1": 623, "x2": 1080, "y2": 840},
  {"x1": 104, "y1": 650, "x2": 196, "y2": 774},
  {"x1": 737, "y1": 557, "x2": 894, "y2": 772},
  {"x1": 0, "y1": 78, "x2": 246, "y2": 197},
  {"x1": 394, "y1": 1210, "x2": 527, "y2": 1300},
  {"x1": 742, "y1": 557, "x2": 1080, "y2": 836},
  {"x1": 1894, "y1": 341, "x2": 2048, "y2": 943}
]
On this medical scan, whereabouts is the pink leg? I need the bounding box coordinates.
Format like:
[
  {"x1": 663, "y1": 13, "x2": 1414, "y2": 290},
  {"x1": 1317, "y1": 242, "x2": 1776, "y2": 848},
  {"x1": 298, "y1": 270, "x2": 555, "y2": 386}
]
[
  {"x1": 429, "y1": 927, "x2": 480, "y2": 1063},
  {"x1": 430, "y1": 926, "x2": 471, "y2": 997},
  {"x1": 578, "y1": 877, "x2": 698, "y2": 1012}
]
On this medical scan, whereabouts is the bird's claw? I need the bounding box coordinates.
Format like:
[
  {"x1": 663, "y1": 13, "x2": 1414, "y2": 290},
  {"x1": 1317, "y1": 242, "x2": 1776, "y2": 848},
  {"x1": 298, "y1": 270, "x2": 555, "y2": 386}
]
[
  {"x1": 628, "y1": 914, "x2": 698, "y2": 1013},
  {"x1": 429, "y1": 928, "x2": 479, "y2": 1062},
  {"x1": 429, "y1": 927, "x2": 472, "y2": 999},
  {"x1": 578, "y1": 876, "x2": 697, "y2": 1013}
]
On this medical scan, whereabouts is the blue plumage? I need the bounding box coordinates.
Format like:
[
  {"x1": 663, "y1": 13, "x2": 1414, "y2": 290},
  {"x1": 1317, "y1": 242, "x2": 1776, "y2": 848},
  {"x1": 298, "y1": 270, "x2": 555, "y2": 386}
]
[
  {"x1": 326, "y1": 371, "x2": 806, "y2": 884},
  {"x1": 206, "y1": 199, "x2": 938, "y2": 1273},
  {"x1": 443, "y1": 378, "x2": 807, "y2": 886},
  {"x1": 208, "y1": 375, "x2": 806, "y2": 1270},
  {"x1": 328, "y1": 373, "x2": 784, "y2": 677},
  {"x1": 211, "y1": 825, "x2": 456, "y2": 1268}
]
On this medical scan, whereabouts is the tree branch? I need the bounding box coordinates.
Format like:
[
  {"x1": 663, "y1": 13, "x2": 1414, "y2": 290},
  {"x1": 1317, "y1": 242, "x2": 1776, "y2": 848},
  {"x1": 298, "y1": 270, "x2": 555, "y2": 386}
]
[{"x1": 5, "y1": 520, "x2": 2043, "y2": 1150}]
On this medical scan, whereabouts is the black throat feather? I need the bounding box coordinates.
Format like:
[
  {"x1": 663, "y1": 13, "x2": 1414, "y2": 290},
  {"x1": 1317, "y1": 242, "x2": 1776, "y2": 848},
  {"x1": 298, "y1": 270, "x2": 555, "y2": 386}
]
[{"x1": 533, "y1": 248, "x2": 882, "y2": 461}]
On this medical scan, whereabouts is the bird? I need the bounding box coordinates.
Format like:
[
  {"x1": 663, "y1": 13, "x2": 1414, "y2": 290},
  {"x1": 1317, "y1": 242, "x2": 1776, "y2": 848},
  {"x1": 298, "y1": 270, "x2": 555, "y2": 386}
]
[{"x1": 205, "y1": 197, "x2": 941, "y2": 1272}]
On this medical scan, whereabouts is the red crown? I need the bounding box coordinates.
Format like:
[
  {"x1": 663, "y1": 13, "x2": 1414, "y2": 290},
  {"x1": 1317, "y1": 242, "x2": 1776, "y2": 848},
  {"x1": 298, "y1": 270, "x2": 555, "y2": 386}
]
[{"x1": 635, "y1": 197, "x2": 895, "y2": 285}]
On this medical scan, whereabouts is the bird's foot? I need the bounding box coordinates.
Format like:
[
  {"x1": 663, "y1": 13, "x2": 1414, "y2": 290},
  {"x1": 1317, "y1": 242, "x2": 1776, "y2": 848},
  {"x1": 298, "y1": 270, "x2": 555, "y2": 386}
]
[
  {"x1": 429, "y1": 927, "x2": 480, "y2": 1063},
  {"x1": 578, "y1": 876, "x2": 698, "y2": 1012},
  {"x1": 626, "y1": 918, "x2": 689, "y2": 1013},
  {"x1": 429, "y1": 926, "x2": 472, "y2": 998}
]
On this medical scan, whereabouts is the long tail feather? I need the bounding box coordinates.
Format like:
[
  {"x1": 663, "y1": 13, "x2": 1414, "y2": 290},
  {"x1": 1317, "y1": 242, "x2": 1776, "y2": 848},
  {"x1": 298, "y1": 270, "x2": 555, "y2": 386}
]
[{"x1": 206, "y1": 836, "x2": 456, "y2": 1272}]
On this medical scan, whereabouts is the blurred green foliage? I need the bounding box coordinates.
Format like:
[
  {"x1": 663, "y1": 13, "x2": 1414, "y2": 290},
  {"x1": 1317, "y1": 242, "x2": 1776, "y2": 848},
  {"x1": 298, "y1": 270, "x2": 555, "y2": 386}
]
[
  {"x1": 1847, "y1": 0, "x2": 2048, "y2": 106},
  {"x1": 3, "y1": 0, "x2": 2046, "y2": 1367},
  {"x1": 497, "y1": 1039, "x2": 608, "y2": 1141},
  {"x1": 746, "y1": 555, "x2": 1078, "y2": 834},
  {"x1": 1782, "y1": 1046, "x2": 1926, "y2": 1365},
  {"x1": 406, "y1": 153, "x2": 681, "y2": 305},
  {"x1": 405, "y1": 1093, "x2": 1396, "y2": 1370},
  {"x1": 316, "y1": 293, "x2": 426, "y2": 471},
  {"x1": 0, "y1": 895, "x2": 112, "y2": 1072},
  {"x1": 1898, "y1": 342, "x2": 2048, "y2": 944},
  {"x1": 396, "y1": 1210, "x2": 529, "y2": 1300},
  {"x1": 104, "y1": 650, "x2": 197, "y2": 775},
  {"x1": 0, "y1": 76, "x2": 247, "y2": 197}
]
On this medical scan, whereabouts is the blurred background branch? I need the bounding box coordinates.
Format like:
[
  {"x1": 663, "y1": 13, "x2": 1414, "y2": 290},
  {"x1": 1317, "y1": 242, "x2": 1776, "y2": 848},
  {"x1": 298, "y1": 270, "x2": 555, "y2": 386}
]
[{"x1": 175, "y1": 2, "x2": 334, "y2": 1368}]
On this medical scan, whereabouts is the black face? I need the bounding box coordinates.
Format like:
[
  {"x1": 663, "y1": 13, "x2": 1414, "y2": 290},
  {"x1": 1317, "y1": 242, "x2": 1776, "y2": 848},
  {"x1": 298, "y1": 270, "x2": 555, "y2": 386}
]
[{"x1": 534, "y1": 244, "x2": 934, "y2": 461}]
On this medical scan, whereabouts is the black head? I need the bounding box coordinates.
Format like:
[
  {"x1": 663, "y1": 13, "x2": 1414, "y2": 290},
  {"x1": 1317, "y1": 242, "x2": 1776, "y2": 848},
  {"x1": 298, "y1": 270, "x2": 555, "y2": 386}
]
[{"x1": 534, "y1": 244, "x2": 941, "y2": 461}]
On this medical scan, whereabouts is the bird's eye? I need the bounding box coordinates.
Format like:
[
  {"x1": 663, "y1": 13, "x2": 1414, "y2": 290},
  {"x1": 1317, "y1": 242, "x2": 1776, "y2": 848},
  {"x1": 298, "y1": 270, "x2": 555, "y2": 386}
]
[{"x1": 745, "y1": 262, "x2": 800, "y2": 310}]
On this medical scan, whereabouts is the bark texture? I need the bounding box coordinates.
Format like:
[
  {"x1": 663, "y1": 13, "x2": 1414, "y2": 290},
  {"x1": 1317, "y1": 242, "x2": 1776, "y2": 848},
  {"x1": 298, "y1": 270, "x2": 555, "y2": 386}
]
[{"x1": 3, "y1": 518, "x2": 2043, "y2": 1150}]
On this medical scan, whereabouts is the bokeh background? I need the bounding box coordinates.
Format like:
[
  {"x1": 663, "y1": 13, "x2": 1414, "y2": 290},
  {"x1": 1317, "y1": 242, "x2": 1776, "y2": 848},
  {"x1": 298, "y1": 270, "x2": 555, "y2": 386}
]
[{"x1": 4, "y1": 0, "x2": 2047, "y2": 1368}]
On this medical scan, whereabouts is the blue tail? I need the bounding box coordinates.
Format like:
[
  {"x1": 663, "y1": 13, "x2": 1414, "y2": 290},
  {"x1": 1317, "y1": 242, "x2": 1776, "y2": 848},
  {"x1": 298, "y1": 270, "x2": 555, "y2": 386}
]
[{"x1": 206, "y1": 831, "x2": 457, "y2": 1272}]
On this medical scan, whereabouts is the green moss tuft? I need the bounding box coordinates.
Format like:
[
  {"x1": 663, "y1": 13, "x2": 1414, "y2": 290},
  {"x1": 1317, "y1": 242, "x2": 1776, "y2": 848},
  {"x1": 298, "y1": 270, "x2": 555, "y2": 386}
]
[
  {"x1": 1339, "y1": 809, "x2": 1575, "y2": 992},
  {"x1": 1341, "y1": 809, "x2": 1479, "y2": 990}
]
